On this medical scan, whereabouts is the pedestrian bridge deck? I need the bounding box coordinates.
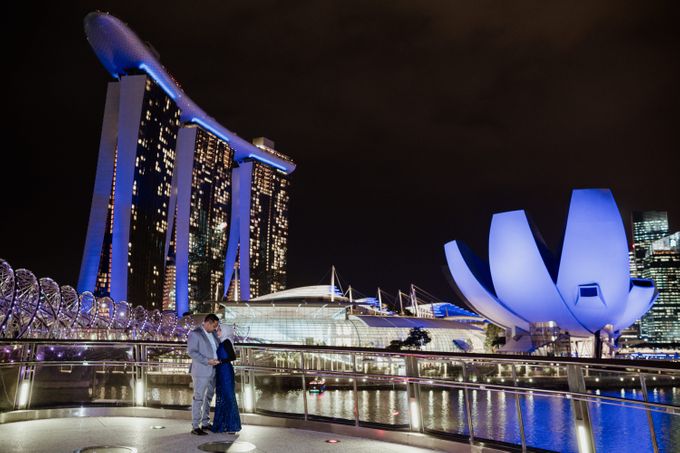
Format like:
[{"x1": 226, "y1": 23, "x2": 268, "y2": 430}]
[{"x1": 0, "y1": 414, "x2": 503, "y2": 453}]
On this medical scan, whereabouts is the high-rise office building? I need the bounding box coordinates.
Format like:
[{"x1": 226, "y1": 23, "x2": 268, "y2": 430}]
[
  {"x1": 631, "y1": 211, "x2": 669, "y2": 277},
  {"x1": 79, "y1": 12, "x2": 296, "y2": 313},
  {"x1": 626, "y1": 211, "x2": 670, "y2": 343},
  {"x1": 640, "y1": 232, "x2": 680, "y2": 344}
]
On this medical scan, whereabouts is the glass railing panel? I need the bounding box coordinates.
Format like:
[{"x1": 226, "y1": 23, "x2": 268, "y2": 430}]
[
  {"x1": 0, "y1": 365, "x2": 19, "y2": 411},
  {"x1": 145, "y1": 375, "x2": 193, "y2": 407},
  {"x1": 419, "y1": 385, "x2": 469, "y2": 437},
  {"x1": 254, "y1": 372, "x2": 305, "y2": 418},
  {"x1": 146, "y1": 344, "x2": 190, "y2": 401},
  {"x1": 417, "y1": 359, "x2": 466, "y2": 381},
  {"x1": 304, "y1": 373, "x2": 355, "y2": 424},
  {"x1": 355, "y1": 354, "x2": 406, "y2": 376},
  {"x1": 584, "y1": 366, "x2": 645, "y2": 402},
  {"x1": 30, "y1": 344, "x2": 136, "y2": 409},
  {"x1": 519, "y1": 392, "x2": 577, "y2": 453},
  {"x1": 651, "y1": 409, "x2": 680, "y2": 453},
  {"x1": 510, "y1": 363, "x2": 570, "y2": 390},
  {"x1": 303, "y1": 352, "x2": 353, "y2": 373},
  {"x1": 31, "y1": 363, "x2": 134, "y2": 408},
  {"x1": 35, "y1": 344, "x2": 134, "y2": 363},
  {"x1": 146, "y1": 345, "x2": 191, "y2": 374},
  {"x1": 356, "y1": 378, "x2": 409, "y2": 428},
  {"x1": 588, "y1": 400, "x2": 654, "y2": 452},
  {"x1": 0, "y1": 344, "x2": 23, "y2": 363},
  {"x1": 468, "y1": 387, "x2": 522, "y2": 446},
  {"x1": 644, "y1": 371, "x2": 680, "y2": 407},
  {"x1": 250, "y1": 349, "x2": 301, "y2": 370},
  {"x1": 465, "y1": 361, "x2": 515, "y2": 385}
]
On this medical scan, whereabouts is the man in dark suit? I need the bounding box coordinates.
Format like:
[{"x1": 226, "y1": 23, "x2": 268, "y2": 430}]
[{"x1": 187, "y1": 313, "x2": 220, "y2": 435}]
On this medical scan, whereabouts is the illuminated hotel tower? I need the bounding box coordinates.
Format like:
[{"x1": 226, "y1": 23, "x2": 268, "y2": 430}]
[
  {"x1": 78, "y1": 12, "x2": 295, "y2": 313},
  {"x1": 78, "y1": 74, "x2": 180, "y2": 309},
  {"x1": 223, "y1": 138, "x2": 290, "y2": 300},
  {"x1": 172, "y1": 126, "x2": 234, "y2": 311}
]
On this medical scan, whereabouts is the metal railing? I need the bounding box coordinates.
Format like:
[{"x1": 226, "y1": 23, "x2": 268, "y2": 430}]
[{"x1": 1, "y1": 340, "x2": 678, "y2": 453}]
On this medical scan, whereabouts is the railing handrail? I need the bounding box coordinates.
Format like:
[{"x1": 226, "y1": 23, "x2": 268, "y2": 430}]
[
  {"x1": 1, "y1": 339, "x2": 678, "y2": 372},
  {"x1": 236, "y1": 342, "x2": 680, "y2": 371}
]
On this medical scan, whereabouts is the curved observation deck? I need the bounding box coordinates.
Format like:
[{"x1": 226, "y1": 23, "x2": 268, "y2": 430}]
[{"x1": 84, "y1": 11, "x2": 295, "y2": 174}]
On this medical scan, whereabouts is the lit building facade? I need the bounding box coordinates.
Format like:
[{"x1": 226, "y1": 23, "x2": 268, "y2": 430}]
[
  {"x1": 246, "y1": 149, "x2": 290, "y2": 298},
  {"x1": 173, "y1": 126, "x2": 234, "y2": 312},
  {"x1": 631, "y1": 211, "x2": 669, "y2": 277},
  {"x1": 223, "y1": 140, "x2": 291, "y2": 301},
  {"x1": 625, "y1": 211, "x2": 670, "y2": 343},
  {"x1": 640, "y1": 232, "x2": 680, "y2": 344},
  {"x1": 78, "y1": 12, "x2": 295, "y2": 313},
  {"x1": 78, "y1": 74, "x2": 180, "y2": 310}
]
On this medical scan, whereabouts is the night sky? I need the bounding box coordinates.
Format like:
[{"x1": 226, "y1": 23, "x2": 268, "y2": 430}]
[{"x1": 2, "y1": 1, "x2": 678, "y2": 306}]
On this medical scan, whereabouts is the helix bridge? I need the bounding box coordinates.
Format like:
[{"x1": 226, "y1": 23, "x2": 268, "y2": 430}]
[{"x1": 0, "y1": 258, "x2": 194, "y2": 341}]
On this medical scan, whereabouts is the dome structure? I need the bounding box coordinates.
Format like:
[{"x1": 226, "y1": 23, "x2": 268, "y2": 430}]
[{"x1": 445, "y1": 189, "x2": 657, "y2": 339}]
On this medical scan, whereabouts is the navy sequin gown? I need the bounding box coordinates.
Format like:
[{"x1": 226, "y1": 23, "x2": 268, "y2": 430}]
[{"x1": 211, "y1": 340, "x2": 242, "y2": 433}]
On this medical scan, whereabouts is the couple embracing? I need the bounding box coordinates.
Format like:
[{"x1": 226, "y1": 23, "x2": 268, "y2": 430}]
[{"x1": 187, "y1": 313, "x2": 242, "y2": 436}]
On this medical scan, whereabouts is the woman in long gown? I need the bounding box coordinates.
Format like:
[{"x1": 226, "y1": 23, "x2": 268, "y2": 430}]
[{"x1": 212, "y1": 323, "x2": 242, "y2": 434}]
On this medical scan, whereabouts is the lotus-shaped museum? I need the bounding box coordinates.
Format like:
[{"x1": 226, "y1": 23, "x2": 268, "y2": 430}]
[{"x1": 445, "y1": 189, "x2": 657, "y2": 340}]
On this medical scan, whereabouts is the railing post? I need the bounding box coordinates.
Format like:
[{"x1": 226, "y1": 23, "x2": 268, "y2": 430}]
[
  {"x1": 300, "y1": 352, "x2": 308, "y2": 421},
  {"x1": 566, "y1": 364, "x2": 596, "y2": 453},
  {"x1": 405, "y1": 355, "x2": 423, "y2": 433},
  {"x1": 133, "y1": 343, "x2": 146, "y2": 406},
  {"x1": 353, "y1": 352, "x2": 360, "y2": 426},
  {"x1": 242, "y1": 348, "x2": 255, "y2": 413},
  {"x1": 511, "y1": 364, "x2": 527, "y2": 452},
  {"x1": 639, "y1": 373, "x2": 659, "y2": 453},
  {"x1": 14, "y1": 342, "x2": 35, "y2": 410},
  {"x1": 461, "y1": 361, "x2": 475, "y2": 446}
]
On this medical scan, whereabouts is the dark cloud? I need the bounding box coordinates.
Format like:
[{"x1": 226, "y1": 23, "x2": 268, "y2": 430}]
[{"x1": 1, "y1": 1, "x2": 678, "y2": 303}]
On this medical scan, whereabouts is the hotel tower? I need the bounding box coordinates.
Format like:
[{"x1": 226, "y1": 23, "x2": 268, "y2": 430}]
[{"x1": 77, "y1": 12, "x2": 295, "y2": 314}]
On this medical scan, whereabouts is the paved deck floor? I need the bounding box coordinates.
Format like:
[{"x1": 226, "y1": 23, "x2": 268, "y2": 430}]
[{"x1": 0, "y1": 417, "x2": 447, "y2": 453}]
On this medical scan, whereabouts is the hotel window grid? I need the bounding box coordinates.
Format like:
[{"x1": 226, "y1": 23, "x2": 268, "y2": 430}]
[
  {"x1": 248, "y1": 162, "x2": 290, "y2": 298},
  {"x1": 126, "y1": 76, "x2": 180, "y2": 308},
  {"x1": 187, "y1": 128, "x2": 234, "y2": 309}
]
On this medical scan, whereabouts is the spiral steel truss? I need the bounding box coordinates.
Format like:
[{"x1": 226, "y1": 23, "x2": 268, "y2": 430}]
[{"x1": 0, "y1": 258, "x2": 195, "y2": 341}]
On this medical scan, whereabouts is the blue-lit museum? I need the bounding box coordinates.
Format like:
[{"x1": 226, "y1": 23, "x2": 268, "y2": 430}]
[{"x1": 446, "y1": 189, "x2": 658, "y2": 356}]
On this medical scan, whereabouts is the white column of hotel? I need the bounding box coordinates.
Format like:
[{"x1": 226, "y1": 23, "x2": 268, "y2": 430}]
[
  {"x1": 109, "y1": 75, "x2": 147, "y2": 302},
  {"x1": 77, "y1": 82, "x2": 120, "y2": 294},
  {"x1": 223, "y1": 166, "x2": 242, "y2": 300},
  {"x1": 237, "y1": 162, "x2": 254, "y2": 301},
  {"x1": 173, "y1": 127, "x2": 198, "y2": 315}
]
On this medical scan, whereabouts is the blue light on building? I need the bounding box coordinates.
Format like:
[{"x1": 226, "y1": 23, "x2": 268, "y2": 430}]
[{"x1": 445, "y1": 189, "x2": 658, "y2": 348}]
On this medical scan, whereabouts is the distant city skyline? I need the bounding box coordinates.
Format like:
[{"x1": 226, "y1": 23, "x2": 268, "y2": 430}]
[
  {"x1": 632, "y1": 212, "x2": 680, "y2": 344},
  {"x1": 1, "y1": 2, "x2": 678, "y2": 302}
]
